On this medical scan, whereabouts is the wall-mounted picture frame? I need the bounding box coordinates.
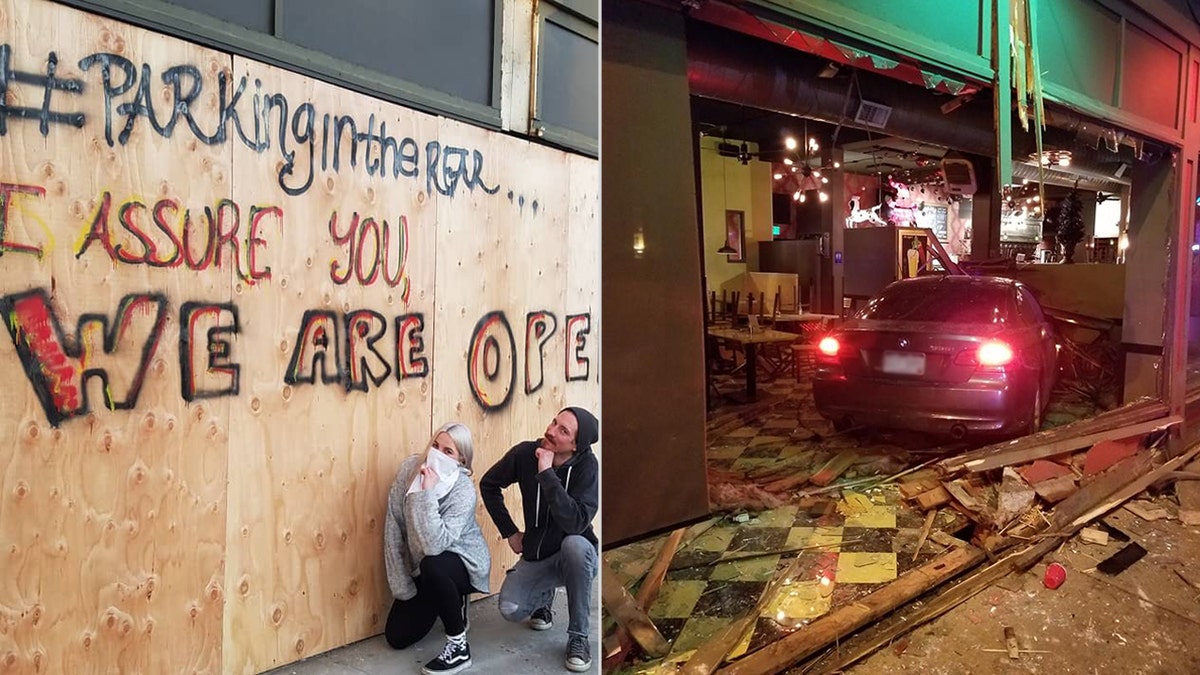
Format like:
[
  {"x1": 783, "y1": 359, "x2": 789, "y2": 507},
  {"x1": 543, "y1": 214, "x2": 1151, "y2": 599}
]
[{"x1": 724, "y1": 209, "x2": 746, "y2": 262}]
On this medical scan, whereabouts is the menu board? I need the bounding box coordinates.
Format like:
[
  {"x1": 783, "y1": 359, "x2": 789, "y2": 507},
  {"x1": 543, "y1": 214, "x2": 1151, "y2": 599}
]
[
  {"x1": 915, "y1": 205, "x2": 949, "y2": 241},
  {"x1": 1001, "y1": 210, "x2": 1044, "y2": 243}
]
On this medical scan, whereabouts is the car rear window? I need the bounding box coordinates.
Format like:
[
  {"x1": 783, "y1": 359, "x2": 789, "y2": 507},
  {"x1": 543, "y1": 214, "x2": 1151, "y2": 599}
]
[{"x1": 861, "y1": 282, "x2": 1015, "y2": 323}]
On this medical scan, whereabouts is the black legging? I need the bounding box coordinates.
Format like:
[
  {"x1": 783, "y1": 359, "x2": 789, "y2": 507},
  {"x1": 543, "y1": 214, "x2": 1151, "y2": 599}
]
[{"x1": 385, "y1": 551, "x2": 474, "y2": 649}]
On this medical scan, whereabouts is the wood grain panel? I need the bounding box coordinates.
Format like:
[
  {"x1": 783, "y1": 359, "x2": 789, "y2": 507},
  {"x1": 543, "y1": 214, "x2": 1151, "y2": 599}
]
[
  {"x1": 0, "y1": 2, "x2": 231, "y2": 673},
  {"x1": 0, "y1": 3, "x2": 598, "y2": 674}
]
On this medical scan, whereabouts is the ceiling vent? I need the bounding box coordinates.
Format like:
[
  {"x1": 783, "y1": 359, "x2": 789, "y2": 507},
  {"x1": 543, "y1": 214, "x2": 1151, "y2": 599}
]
[
  {"x1": 940, "y1": 157, "x2": 977, "y2": 195},
  {"x1": 854, "y1": 100, "x2": 892, "y2": 129}
]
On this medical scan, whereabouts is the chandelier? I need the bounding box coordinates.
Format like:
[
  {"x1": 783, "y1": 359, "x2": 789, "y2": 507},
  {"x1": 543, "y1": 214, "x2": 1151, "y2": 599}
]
[
  {"x1": 1031, "y1": 149, "x2": 1072, "y2": 168},
  {"x1": 773, "y1": 122, "x2": 837, "y2": 203}
]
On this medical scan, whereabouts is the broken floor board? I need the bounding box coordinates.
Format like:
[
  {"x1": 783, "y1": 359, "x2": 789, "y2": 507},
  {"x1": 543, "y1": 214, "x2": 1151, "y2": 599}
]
[
  {"x1": 1068, "y1": 444, "x2": 1200, "y2": 529},
  {"x1": 714, "y1": 545, "x2": 985, "y2": 675},
  {"x1": 937, "y1": 398, "x2": 1171, "y2": 474},
  {"x1": 635, "y1": 528, "x2": 686, "y2": 609},
  {"x1": 799, "y1": 441, "x2": 1200, "y2": 674},
  {"x1": 952, "y1": 416, "x2": 1179, "y2": 474},
  {"x1": 913, "y1": 485, "x2": 951, "y2": 510},
  {"x1": 600, "y1": 562, "x2": 670, "y2": 658},
  {"x1": 1031, "y1": 474, "x2": 1078, "y2": 503},
  {"x1": 809, "y1": 450, "x2": 859, "y2": 487}
]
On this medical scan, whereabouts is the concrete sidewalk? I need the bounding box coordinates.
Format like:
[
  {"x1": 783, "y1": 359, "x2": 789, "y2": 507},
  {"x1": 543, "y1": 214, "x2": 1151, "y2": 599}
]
[{"x1": 264, "y1": 583, "x2": 599, "y2": 675}]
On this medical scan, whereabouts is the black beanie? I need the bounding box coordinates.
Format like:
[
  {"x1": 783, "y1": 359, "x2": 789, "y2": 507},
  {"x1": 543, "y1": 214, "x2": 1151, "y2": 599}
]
[{"x1": 564, "y1": 406, "x2": 599, "y2": 453}]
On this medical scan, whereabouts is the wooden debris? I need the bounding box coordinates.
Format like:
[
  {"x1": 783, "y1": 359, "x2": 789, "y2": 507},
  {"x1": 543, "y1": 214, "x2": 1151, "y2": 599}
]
[
  {"x1": 1030, "y1": 474, "x2": 1078, "y2": 504},
  {"x1": 1123, "y1": 500, "x2": 1170, "y2": 521},
  {"x1": 929, "y1": 530, "x2": 970, "y2": 549},
  {"x1": 899, "y1": 477, "x2": 942, "y2": 500},
  {"x1": 1079, "y1": 527, "x2": 1109, "y2": 546},
  {"x1": 1067, "y1": 444, "x2": 1200, "y2": 529},
  {"x1": 938, "y1": 398, "x2": 1174, "y2": 474},
  {"x1": 762, "y1": 471, "x2": 813, "y2": 493},
  {"x1": 1176, "y1": 459, "x2": 1200, "y2": 526},
  {"x1": 913, "y1": 510, "x2": 937, "y2": 562},
  {"x1": 599, "y1": 562, "x2": 670, "y2": 658},
  {"x1": 914, "y1": 485, "x2": 951, "y2": 510},
  {"x1": 809, "y1": 450, "x2": 858, "y2": 487},
  {"x1": 715, "y1": 545, "x2": 986, "y2": 675},
  {"x1": 798, "y1": 443, "x2": 1200, "y2": 675},
  {"x1": 943, "y1": 476, "x2": 988, "y2": 516},
  {"x1": 635, "y1": 528, "x2": 686, "y2": 609}
]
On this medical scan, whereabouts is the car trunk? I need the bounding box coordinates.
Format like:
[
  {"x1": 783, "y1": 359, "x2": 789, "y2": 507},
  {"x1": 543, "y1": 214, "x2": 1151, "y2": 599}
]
[{"x1": 834, "y1": 320, "x2": 1009, "y2": 385}]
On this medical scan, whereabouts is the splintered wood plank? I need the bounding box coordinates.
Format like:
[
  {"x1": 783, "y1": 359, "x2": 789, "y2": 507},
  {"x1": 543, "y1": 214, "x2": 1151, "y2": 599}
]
[
  {"x1": 600, "y1": 563, "x2": 669, "y2": 659},
  {"x1": 1031, "y1": 475, "x2": 1078, "y2": 504},
  {"x1": 899, "y1": 477, "x2": 942, "y2": 500},
  {"x1": 635, "y1": 529, "x2": 686, "y2": 609},
  {"x1": 1177, "y1": 459, "x2": 1200, "y2": 526},
  {"x1": 715, "y1": 545, "x2": 986, "y2": 675},
  {"x1": 936, "y1": 398, "x2": 1171, "y2": 475},
  {"x1": 913, "y1": 510, "x2": 938, "y2": 562},
  {"x1": 763, "y1": 471, "x2": 813, "y2": 493},
  {"x1": 914, "y1": 486, "x2": 952, "y2": 510},
  {"x1": 809, "y1": 451, "x2": 858, "y2": 487},
  {"x1": 954, "y1": 416, "x2": 1180, "y2": 473}
]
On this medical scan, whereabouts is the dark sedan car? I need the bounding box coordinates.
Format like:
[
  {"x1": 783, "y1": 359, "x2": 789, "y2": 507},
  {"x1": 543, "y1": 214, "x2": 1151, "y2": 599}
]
[{"x1": 813, "y1": 275, "x2": 1057, "y2": 439}]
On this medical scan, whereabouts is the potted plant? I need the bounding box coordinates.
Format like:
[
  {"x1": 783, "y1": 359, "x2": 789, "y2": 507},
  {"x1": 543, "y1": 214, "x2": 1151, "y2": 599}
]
[{"x1": 1048, "y1": 190, "x2": 1085, "y2": 264}]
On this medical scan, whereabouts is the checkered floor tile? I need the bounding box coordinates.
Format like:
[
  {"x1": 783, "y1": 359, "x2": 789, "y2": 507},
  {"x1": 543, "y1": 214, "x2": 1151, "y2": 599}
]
[
  {"x1": 610, "y1": 350, "x2": 1104, "y2": 671},
  {"x1": 644, "y1": 486, "x2": 954, "y2": 658}
]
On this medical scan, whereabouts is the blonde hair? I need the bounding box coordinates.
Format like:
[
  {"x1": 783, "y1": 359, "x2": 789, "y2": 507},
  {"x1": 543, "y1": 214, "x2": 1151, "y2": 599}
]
[{"x1": 431, "y1": 422, "x2": 475, "y2": 474}]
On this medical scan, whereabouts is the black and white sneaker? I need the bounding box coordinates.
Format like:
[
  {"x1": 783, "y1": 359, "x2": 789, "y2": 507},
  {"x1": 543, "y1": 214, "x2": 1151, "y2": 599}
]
[
  {"x1": 565, "y1": 635, "x2": 591, "y2": 673},
  {"x1": 421, "y1": 639, "x2": 471, "y2": 675},
  {"x1": 529, "y1": 606, "x2": 553, "y2": 631}
]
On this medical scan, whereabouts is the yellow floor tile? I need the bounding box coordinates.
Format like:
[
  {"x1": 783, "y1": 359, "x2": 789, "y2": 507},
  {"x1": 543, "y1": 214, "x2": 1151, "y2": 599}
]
[
  {"x1": 648, "y1": 580, "x2": 709, "y2": 619},
  {"x1": 710, "y1": 554, "x2": 781, "y2": 582},
  {"x1": 690, "y1": 525, "x2": 737, "y2": 552},
  {"x1": 809, "y1": 526, "x2": 844, "y2": 549},
  {"x1": 760, "y1": 579, "x2": 834, "y2": 623},
  {"x1": 835, "y1": 552, "x2": 898, "y2": 584},
  {"x1": 843, "y1": 504, "x2": 897, "y2": 529},
  {"x1": 728, "y1": 426, "x2": 757, "y2": 437},
  {"x1": 672, "y1": 616, "x2": 734, "y2": 653},
  {"x1": 785, "y1": 526, "x2": 815, "y2": 549},
  {"x1": 751, "y1": 505, "x2": 799, "y2": 528}
]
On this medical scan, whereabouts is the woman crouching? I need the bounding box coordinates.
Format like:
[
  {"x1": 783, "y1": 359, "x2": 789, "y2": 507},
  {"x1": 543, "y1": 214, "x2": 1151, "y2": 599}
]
[{"x1": 384, "y1": 423, "x2": 491, "y2": 675}]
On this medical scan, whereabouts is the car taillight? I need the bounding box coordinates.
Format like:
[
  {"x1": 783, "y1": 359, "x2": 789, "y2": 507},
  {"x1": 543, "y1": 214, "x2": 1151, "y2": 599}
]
[
  {"x1": 977, "y1": 340, "x2": 1014, "y2": 366},
  {"x1": 818, "y1": 336, "x2": 840, "y2": 357},
  {"x1": 953, "y1": 340, "x2": 1015, "y2": 367}
]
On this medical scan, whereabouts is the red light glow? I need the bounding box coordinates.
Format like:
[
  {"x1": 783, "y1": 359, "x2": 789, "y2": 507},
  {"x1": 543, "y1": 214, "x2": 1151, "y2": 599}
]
[{"x1": 818, "y1": 336, "x2": 840, "y2": 356}]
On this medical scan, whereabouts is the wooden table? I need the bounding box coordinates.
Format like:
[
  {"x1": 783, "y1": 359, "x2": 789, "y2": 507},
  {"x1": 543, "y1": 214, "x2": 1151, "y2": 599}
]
[{"x1": 707, "y1": 327, "x2": 801, "y2": 400}]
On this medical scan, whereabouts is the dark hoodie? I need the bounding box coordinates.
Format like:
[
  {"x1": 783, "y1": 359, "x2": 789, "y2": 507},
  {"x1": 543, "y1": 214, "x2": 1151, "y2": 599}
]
[{"x1": 480, "y1": 407, "x2": 599, "y2": 561}]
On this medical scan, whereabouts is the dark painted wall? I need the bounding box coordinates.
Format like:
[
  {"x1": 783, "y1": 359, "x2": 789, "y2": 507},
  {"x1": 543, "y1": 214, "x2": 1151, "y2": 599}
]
[{"x1": 602, "y1": 1, "x2": 709, "y2": 545}]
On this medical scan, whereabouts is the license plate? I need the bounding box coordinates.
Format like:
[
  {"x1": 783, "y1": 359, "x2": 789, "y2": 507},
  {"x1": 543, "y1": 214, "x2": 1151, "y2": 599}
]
[{"x1": 881, "y1": 351, "x2": 925, "y2": 375}]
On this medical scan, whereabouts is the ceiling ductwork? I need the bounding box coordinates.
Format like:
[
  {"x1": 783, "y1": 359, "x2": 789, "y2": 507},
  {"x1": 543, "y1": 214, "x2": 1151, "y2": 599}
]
[
  {"x1": 687, "y1": 20, "x2": 1166, "y2": 184},
  {"x1": 686, "y1": 22, "x2": 996, "y2": 157}
]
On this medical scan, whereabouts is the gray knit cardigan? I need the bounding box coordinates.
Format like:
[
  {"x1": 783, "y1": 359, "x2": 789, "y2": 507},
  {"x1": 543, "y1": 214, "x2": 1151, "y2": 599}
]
[{"x1": 384, "y1": 454, "x2": 491, "y2": 601}]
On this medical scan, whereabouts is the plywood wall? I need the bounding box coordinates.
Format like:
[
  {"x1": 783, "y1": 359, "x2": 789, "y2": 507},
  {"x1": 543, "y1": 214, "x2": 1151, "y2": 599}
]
[{"x1": 0, "y1": 2, "x2": 599, "y2": 674}]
